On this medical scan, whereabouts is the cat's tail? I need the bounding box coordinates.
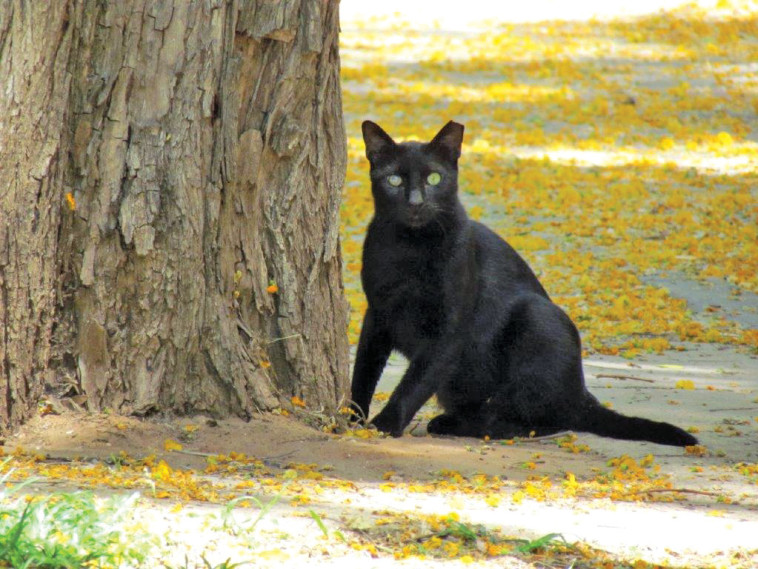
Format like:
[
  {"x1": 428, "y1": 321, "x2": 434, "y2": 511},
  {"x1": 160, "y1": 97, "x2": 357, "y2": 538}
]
[{"x1": 575, "y1": 400, "x2": 698, "y2": 447}]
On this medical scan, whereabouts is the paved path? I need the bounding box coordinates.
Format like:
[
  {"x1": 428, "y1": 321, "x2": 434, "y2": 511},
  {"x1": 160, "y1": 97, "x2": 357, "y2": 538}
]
[{"x1": 342, "y1": 0, "x2": 758, "y2": 563}]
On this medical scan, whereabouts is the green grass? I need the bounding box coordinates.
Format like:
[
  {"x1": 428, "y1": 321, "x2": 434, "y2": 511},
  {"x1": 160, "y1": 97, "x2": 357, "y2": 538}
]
[
  {"x1": 0, "y1": 460, "x2": 156, "y2": 568},
  {"x1": 217, "y1": 493, "x2": 286, "y2": 537},
  {"x1": 512, "y1": 532, "x2": 567, "y2": 554},
  {"x1": 308, "y1": 509, "x2": 346, "y2": 543}
]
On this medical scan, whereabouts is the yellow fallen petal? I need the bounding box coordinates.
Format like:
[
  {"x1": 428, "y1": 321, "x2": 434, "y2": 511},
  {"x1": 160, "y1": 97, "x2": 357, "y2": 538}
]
[
  {"x1": 258, "y1": 549, "x2": 290, "y2": 561},
  {"x1": 164, "y1": 439, "x2": 183, "y2": 452}
]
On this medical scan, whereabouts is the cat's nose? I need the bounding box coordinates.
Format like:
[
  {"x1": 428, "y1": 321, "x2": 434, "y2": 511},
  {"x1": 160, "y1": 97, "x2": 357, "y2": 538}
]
[{"x1": 408, "y1": 188, "x2": 424, "y2": 206}]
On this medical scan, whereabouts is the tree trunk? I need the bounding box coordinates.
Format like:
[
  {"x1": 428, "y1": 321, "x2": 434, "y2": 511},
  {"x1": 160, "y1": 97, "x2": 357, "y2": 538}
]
[{"x1": 0, "y1": 0, "x2": 349, "y2": 434}]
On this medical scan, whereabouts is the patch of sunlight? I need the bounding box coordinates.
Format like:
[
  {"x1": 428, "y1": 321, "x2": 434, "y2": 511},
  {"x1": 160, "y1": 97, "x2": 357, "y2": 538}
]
[
  {"x1": 504, "y1": 146, "x2": 758, "y2": 176},
  {"x1": 341, "y1": 0, "x2": 746, "y2": 29},
  {"x1": 343, "y1": 78, "x2": 568, "y2": 105}
]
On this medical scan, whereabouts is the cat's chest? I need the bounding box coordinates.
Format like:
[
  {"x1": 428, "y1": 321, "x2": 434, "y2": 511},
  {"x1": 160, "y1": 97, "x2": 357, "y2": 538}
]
[{"x1": 364, "y1": 249, "x2": 448, "y2": 352}]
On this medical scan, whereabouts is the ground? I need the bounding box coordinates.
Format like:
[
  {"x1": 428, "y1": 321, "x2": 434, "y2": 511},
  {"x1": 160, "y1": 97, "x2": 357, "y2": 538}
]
[
  {"x1": 6, "y1": 342, "x2": 758, "y2": 567},
  {"x1": 3, "y1": 1, "x2": 758, "y2": 567}
]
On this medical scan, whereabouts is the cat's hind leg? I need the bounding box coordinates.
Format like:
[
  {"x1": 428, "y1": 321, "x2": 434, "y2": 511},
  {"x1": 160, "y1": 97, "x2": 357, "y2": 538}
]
[
  {"x1": 427, "y1": 413, "x2": 483, "y2": 437},
  {"x1": 427, "y1": 400, "x2": 486, "y2": 437},
  {"x1": 428, "y1": 413, "x2": 566, "y2": 439},
  {"x1": 481, "y1": 419, "x2": 565, "y2": 440},
  {"x1": 486, "y1": 293, "x2": 586, "y2": 437}
]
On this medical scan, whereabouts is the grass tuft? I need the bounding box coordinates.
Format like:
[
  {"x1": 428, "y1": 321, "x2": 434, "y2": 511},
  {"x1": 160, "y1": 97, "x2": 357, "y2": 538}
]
[{"x1": 0, "y1": 459, "x2": 156, "y2": 568}]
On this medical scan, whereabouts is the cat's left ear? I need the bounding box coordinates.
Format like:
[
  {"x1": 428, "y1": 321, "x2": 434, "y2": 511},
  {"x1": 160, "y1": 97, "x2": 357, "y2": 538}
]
[{"x1": 429, "y1": 121, "x2": 464, "y2": 161}]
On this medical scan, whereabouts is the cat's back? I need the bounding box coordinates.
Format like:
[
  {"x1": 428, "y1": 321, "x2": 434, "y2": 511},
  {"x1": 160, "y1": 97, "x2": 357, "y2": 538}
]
[{"x1": 468, "y1": 220, "x2": 549, "y2": 299}]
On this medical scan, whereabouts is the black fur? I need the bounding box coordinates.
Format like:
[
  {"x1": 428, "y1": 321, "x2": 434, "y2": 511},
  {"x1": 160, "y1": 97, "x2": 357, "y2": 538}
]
[{"x1": 350, "y1": 120, "x2": 698, "y2": 448}]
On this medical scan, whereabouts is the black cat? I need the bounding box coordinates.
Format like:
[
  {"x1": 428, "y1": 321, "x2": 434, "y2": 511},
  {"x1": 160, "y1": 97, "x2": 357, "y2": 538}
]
[{"x1": 350, "y1": 120, "x2": 698, "y2": 448}]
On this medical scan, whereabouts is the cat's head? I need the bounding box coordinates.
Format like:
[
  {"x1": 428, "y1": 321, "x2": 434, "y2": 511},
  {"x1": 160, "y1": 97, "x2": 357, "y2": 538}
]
[{"x1": 362, "y1": 120, "x2": 464, "y2": 229}]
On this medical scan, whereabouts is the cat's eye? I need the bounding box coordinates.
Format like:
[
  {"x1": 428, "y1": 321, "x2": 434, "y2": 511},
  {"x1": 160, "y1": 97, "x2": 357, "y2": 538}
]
[
  {"x1": 387, "y1": 175, "x2": 403, "y2": 187},
  {"x1": 427, "y1": 172, "x2": 442, "y2": 186}
]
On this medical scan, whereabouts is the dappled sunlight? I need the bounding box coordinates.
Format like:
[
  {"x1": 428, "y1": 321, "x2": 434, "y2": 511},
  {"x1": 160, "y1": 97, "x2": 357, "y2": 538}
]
[
  {"x1": 339, "y1": 1, "x2": 758, "y2": 354},
  {"x1": 4, "y1": 440, "x2": 755, "y2": 566},
  {"x1": 342, "y1": 74, "x2": 568, "y2": 106},
  {"x1": 4, "y1": 3, "x2": 757, "y2": 568}
]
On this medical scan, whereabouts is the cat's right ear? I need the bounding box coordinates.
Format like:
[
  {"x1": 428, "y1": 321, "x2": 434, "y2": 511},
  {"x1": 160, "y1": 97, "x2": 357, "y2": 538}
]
[{"x1": 362, "y1": 121, "x2": 396, "y2": 162}]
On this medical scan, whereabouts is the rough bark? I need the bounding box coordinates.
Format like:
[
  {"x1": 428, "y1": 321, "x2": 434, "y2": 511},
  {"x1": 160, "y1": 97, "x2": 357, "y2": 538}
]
[{"x1": 0, "y1": 0, "x2": 349, "y2": 434}]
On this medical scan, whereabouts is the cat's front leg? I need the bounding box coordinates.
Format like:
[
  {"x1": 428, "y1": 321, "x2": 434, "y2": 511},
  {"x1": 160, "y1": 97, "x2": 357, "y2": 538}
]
[
  {"x1": 350, "y1": 308, "x2": 392, "y2": 423},
  {"x1": 371, "y1": 342, "x2": 461, "y2": 436}
]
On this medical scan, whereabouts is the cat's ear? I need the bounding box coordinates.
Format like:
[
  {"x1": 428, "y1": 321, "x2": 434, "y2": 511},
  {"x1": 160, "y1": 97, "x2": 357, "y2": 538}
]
[
  {"x1": 429, "y1": 121, "x2": 464, "y2": 161},
  {"x1": 362, "y1": 121, "x2": 396, "y2": 162}
]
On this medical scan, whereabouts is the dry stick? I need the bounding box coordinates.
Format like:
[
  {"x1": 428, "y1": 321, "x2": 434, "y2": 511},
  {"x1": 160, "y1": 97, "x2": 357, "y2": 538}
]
[
  {"x1": 260, "y1": 449, "x2": 298, "y2": 462},
  {"x1": 174, "y1": 449, "x2": 214, "y2": 457},
  {"x1": 636, "y1": 488, "x2": 723, "y2": 497},
  {"x1": 709, "y1": 407, "x2": 758, "y2": 413},
  {"x1": 504, "y1": 431, "x2": 576, "y2": 443},
  {"x1": 174, "y1": 448, "x2": 297, "y2": 464},
  {"x1": 409, "y1": 417, "x2": 425, "y2": 435},
  {"x1": 350, "y1": 530, "x2": 395, "y2": 554},
  {"x1": 595, "y1": 373, "x2": 655, "y2": 383},
  {"x1": 266, "y1": 333, "x2": 302, "y2": 344}
]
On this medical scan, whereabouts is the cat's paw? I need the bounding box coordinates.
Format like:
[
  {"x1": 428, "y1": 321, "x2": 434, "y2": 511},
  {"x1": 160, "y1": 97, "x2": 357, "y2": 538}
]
[
  {"x1": 427, "y1": 414, "x2": 459, "y2": 435},
  {"x1": 370, "y1": 408, "x2": 404, "y2": 438}
]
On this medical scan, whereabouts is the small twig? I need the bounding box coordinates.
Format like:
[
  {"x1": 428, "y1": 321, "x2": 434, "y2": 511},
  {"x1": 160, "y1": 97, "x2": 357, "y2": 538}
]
[
  {"x1": 279, "y1": 432, "x2": 330, "y2": 445},
  {"x1": 415, "y1": 532, "x2": 445, "y2": 543},
  {"x1": 350, "y1": 530, "x2": 395, "y2": 554},
  {"x1": 595, "y1": 374, "x2": 655, "y2": 383},
  {"x1": 636, "y1": 488, "x2": 723, "y2": 497},
  {"x1": 266, "y1": 333, "x2": 301, "y2": 344},
  {"x1": 709, "y1": 407, "x2": 758, "y2": 413},
  {"x1": 408, "y1": 417, "x2": 424, "y2": 435},
  {"x1": 26, "y1": 456, "x2": 75, "y2": 464},
  {"x1": 504, "y1": 432, "x2": 575, "y2": 444},
  {"x1": 174, "y1": 449, "x2": 215, "y2": 458},
  {"x1": 174, "y1": 448, "x2": 297, "y2": 468},
  {"x1": 260, "y1": 449, "x2": 298, "y2": 462}
]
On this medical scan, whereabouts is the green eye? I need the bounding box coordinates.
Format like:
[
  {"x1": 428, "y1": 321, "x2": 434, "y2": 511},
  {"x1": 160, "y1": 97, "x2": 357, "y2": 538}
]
[
  {"x1": 387, "y1": 175, "x2": 403, "y2": 187},
  {"x1": 427, "y1": 172, "x2": 441, "y2": 186}
]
